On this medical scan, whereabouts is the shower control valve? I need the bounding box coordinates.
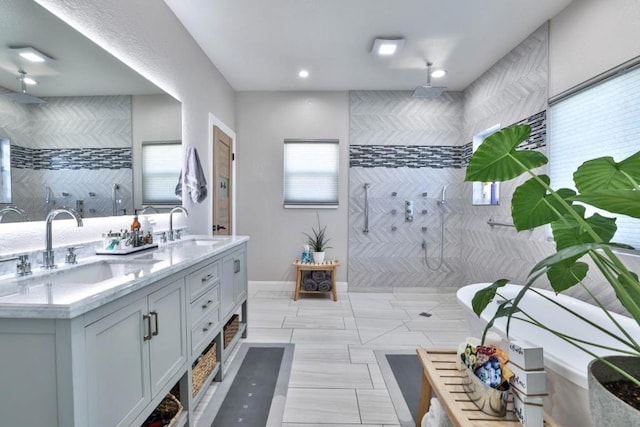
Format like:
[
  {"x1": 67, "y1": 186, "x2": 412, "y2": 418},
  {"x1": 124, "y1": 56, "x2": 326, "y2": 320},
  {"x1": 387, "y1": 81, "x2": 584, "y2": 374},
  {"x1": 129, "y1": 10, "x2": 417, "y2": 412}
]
[{"x1": 405, "y1": 200, "x2": 414, "y2": 222}]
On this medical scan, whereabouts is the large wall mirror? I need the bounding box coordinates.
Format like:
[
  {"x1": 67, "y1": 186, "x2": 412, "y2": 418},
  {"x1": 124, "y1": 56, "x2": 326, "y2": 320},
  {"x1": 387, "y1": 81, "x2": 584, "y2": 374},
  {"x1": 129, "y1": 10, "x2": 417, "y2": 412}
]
[{"x1": 0, "y1": 0, "x2": 181, "y2": 222}]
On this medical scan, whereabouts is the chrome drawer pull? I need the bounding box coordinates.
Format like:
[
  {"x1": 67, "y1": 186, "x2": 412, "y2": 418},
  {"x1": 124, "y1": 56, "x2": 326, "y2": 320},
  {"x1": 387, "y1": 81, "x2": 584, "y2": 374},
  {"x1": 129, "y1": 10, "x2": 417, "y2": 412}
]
[
  {"x1": 201, "y1": 299, "x2": 213, "y2": 309},
  {"x1": 201, "y1": 273, "x2": 213, "y2": 283},
  {"x1": 202, "y1": 322, "x2": 213, "y2": 332}
]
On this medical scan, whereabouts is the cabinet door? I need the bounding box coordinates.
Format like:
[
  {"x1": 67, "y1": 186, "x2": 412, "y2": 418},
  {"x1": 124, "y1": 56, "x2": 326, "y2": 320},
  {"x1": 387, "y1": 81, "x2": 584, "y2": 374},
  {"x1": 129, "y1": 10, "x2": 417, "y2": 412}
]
[
  {"x1": 221, "y1": 253, "x2": 236, "y2": 318},
  {"x1": 233, "y1": 247, "x2": 247, "y2": 304},
  {"x1": 148, "y1": 279, "x2": 187, "y2": 397},
  {"x1": 85, "y1": 298, "x2": 150, "y2": 427}
]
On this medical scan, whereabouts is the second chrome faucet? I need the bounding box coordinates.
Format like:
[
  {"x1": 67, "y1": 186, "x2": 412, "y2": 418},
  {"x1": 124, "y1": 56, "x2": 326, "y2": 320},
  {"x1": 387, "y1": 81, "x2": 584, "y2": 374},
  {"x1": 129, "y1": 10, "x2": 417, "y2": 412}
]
[{"x1": 168, "y1": 206, "x2": 189, "y2": 241}]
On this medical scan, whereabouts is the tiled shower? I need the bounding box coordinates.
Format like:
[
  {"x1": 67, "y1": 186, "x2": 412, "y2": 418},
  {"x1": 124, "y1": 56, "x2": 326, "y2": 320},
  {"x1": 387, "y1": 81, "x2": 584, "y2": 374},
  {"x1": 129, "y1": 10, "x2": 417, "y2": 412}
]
[{"x1": 348, "y1": 24, "x2": 551, "y2": 291}]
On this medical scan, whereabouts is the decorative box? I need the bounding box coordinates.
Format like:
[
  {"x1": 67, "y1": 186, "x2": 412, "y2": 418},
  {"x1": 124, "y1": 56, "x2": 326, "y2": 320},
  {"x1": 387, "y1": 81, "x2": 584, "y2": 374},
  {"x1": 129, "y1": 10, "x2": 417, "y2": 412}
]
[
  {"x1": 508, "y1": 339, "x2": 544, "y2": 370},
  {"x1": 509, "y1": 362, "x2": 547, "y2": 395}
]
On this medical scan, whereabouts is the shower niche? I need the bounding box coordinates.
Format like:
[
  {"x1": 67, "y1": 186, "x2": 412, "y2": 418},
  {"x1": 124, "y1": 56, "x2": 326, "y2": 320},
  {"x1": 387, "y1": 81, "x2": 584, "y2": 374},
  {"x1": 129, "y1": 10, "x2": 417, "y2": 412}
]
[{"x1": 471, "y1": 125, "x2": 500, "y2": 206}]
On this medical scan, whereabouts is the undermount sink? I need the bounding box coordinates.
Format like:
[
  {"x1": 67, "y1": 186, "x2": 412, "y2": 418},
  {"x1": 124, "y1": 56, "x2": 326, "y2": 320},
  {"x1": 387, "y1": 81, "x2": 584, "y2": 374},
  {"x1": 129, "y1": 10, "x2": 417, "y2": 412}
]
[
  {"x1": 194, "y1": 238, "x2": 230, "y2": 246},
  {"x1": 0, "y1": 258, "x2": 162, "y2": 305},
  {"x1": 49, "y1": 259, "x2": 160, "y2": 284},
  {"x1": 172, "y1": 235, "x2": 231, "y2": 246}
]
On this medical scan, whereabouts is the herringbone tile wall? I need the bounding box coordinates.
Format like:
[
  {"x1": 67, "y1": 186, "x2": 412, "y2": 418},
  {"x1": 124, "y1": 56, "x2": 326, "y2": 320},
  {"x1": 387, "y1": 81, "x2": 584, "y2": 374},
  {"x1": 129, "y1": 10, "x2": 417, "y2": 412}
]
[
  {"x1": 348, "y1": 25, "x2": 551, "y2": 291},
  {"x1": 0, "y1": 96, "x2": 133, "y2": 220}
]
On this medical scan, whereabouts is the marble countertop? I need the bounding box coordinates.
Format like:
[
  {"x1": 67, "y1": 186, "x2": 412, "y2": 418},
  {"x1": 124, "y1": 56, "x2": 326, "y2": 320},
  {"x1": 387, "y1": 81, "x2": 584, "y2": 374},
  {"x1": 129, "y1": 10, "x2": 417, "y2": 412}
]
[{"x1": 0, "y1": 235, "x2": 249, "y2": 319}]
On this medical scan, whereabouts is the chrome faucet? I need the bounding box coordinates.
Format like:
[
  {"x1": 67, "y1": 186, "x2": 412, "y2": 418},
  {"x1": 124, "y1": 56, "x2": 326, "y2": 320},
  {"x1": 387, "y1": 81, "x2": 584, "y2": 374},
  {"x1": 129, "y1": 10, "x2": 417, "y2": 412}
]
[
  {"x1": 168, "y1": 206, "x2": 189, "y2": 241},
  {"x1": 0, "y1": 206, "x2": 30, "y2": 222},
  {"x1": 43, "y1": 208, "x2": 83, "y2": 269},
  {"x1": 140, "y1": 205, "x2": 160, "y2": 214}
]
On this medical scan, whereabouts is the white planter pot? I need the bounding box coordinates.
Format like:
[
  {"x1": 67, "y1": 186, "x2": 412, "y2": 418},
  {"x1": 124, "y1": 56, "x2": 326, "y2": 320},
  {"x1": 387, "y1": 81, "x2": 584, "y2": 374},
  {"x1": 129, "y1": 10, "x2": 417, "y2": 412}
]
[{"x1": 312, "y1": 251, "x2": 325, "y2": 263}]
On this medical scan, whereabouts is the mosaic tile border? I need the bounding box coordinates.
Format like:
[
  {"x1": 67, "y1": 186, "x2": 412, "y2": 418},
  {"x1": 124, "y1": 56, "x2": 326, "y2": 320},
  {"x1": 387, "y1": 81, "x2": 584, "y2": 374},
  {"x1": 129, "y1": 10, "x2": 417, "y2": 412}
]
[
  {"x1": 350, "y1": 110, "x2": 546, "y2": 169},
  {"x1": 11, "y1": 146, "x2": 132, "y2": 170}
]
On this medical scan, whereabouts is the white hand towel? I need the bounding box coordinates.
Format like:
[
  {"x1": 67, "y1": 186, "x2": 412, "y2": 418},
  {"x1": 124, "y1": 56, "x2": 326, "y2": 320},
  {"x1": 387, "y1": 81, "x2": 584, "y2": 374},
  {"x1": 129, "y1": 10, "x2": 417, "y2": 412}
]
[{"x1": 182, "y1": 146, "x2": 207, "y2": 203}]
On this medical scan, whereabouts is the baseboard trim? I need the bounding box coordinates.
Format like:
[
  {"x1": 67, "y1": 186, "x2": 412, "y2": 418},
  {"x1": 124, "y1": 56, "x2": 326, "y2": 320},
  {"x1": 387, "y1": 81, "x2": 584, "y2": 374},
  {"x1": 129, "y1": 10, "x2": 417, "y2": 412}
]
[{"x1": 249, "y1": 280, "x2": 348, "y2": 293}]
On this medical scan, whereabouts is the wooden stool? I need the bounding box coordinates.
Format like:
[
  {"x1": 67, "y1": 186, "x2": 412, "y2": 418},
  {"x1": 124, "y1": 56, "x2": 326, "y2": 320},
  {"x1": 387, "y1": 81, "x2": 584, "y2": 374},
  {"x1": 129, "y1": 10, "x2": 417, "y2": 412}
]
[
  {"x1": 415, "y1": 348, "x2": 559, "y2": 427},
  {"x1": 292, "y1": 260, "x2": 339, "y2": 301}
]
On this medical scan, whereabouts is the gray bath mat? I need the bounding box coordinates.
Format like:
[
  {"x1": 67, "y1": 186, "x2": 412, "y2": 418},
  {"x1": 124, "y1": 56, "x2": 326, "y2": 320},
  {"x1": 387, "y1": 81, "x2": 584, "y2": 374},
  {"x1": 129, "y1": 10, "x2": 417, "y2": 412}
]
[
  {"x1": 375, "y1": 350, "x2": 424, "y2": 427},
  {"x1": 199, "y1": 343, "x2": 294, "y2": 427}
]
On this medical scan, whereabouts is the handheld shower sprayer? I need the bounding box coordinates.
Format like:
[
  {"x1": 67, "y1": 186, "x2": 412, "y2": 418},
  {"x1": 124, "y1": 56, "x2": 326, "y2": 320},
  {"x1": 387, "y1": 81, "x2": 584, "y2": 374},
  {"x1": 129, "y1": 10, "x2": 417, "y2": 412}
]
[{"x1": 437, "y1": 185, "x2": 447, "y2": 206}]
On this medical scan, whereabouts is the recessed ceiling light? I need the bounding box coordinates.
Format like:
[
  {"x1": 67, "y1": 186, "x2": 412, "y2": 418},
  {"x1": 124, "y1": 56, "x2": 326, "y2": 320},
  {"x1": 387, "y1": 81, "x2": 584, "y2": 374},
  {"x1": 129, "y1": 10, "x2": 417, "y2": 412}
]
[
  {"x1": 10, "y1": 46, "x2": 54, "y2": 63},
  {"x1": 431, "y1": 69, "x2": 447, "y2": 78},
  {"x1": 371, "y1": 38, "x2": 405, "y2": 56},
  {"x1": 298, "y1": 69, "x2": 309, "y2": 78}
]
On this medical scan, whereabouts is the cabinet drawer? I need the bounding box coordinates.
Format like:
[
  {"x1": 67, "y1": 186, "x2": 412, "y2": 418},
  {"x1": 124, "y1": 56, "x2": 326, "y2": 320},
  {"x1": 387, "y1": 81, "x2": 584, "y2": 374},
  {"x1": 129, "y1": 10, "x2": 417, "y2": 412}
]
[
  {"x1": 189, "y1": 285, "x2": 220, "y2": 328},
  {"x1": 186, "y1": 260, "x2": 220, "y2": 302},
  {"x1": 191, "y1": 306, "x2": 220, "y2": 355}
]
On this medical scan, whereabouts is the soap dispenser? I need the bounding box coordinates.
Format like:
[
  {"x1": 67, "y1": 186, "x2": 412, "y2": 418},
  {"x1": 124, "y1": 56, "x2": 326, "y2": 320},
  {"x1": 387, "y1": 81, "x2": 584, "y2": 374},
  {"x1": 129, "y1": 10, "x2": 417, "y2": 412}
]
[{"x1": 131, "y1": 210, "x2": 141, "y2": 231}]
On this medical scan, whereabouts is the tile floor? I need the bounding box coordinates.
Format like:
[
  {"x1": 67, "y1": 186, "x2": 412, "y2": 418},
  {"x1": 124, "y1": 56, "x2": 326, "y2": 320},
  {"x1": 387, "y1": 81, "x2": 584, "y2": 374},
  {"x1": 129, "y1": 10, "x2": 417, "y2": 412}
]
[{"x1": 240, "y1": 283, "x2": 471, "y2": 426}]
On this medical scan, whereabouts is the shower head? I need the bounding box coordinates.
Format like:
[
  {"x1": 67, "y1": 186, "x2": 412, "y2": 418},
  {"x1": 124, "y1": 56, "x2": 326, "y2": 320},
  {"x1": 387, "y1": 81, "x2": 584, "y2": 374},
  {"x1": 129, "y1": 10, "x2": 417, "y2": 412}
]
[
  {"x1": 0, "y1": 71, "x2": 46, "y2": 104},
  {"x1": 412, "y1": 62, "x2": 447, "y2": 98}
]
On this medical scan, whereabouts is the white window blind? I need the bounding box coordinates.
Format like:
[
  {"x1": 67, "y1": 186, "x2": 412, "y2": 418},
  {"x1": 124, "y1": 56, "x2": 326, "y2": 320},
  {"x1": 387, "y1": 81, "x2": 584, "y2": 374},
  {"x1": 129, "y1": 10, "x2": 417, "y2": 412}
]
[
  {"x1": 283, "y1": 139, "x2": 339, "y2": 208},
  {"x1": 549, "y1": 65, "x2": 640, "y2": 249},
  {"x1": 142, "y1": 141, "x2": 182, "y2": 204}
]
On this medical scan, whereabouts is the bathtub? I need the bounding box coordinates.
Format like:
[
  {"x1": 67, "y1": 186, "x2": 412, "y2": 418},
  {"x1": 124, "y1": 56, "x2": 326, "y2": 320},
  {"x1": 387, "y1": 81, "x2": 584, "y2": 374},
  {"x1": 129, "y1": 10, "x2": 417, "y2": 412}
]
[{"x1": 457, "y1": 283, "x2": 640, "y2": 427}]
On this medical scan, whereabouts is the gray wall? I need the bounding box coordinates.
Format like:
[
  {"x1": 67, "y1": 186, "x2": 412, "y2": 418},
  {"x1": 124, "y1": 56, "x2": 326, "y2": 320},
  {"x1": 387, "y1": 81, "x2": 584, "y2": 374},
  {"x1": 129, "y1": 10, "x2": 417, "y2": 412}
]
[
  {"x1": 549, "y1": 0, "x2": 640, "y2": 97},
  {"x1": 235, "y1": 91, "x2": 350, "y2": 282},
  {"x1": 37, "y1": 0, "x2": 236, "y2": 235}
]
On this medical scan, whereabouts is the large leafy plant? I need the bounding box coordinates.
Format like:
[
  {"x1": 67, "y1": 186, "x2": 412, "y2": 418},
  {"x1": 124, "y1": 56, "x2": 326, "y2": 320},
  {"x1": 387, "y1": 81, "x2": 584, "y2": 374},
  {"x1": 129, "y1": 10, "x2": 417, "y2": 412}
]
[{"x1": 465, "y1": 124, "x2": 640, "y2": 386}]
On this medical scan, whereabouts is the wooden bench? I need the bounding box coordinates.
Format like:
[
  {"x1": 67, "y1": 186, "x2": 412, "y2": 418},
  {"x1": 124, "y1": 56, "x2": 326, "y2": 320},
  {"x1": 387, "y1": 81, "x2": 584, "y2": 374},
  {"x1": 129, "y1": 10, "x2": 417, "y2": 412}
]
[
  {"x1": 416, "y1": 348, "x2": 559, "y2": 427},
  {"x1": 292, "y1": 260, "x2": 339, "y2": 301}
]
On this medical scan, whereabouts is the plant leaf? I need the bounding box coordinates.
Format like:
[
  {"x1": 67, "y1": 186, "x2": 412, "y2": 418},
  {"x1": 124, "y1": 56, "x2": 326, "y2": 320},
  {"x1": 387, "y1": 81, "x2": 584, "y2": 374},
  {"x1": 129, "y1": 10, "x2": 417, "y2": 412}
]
[
  {"x1": 572, "y1": 190, "x2": 640, "y2": 219},
  {"x1": 464, "y1": 125, "x2": 548, "y2": 182},
  {"x1": 551, "y1": 210, "x2": 617, "y2": 250},
  {"x1": 529, "y1": 242, "x2": 610, "y2": 275},
  {"x1": 547, "y1": 260, "x2": 589, "y2": 293},
  {"x1": 511, "y1": 176, "x2": 575, "y2": 231},
  {"x1": 471, "y1": 279, "x2": 509, "y2": 316},
  {"x1": 574, "y1": 151, "x2": 640, "y2": 192}
]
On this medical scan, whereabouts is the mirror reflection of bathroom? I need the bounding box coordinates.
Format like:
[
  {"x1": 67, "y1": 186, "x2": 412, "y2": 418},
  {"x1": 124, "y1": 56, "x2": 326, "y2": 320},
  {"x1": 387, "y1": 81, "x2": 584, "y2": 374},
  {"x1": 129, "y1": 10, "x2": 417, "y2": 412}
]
[{"x1": 471, "y1": 124, "x2": 501, "y2": 206}]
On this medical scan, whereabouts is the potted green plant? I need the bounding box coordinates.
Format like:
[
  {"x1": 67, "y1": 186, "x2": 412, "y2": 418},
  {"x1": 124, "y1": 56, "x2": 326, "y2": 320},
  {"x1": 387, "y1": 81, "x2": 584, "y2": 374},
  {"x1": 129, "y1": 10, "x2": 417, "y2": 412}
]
[
  {"x1": 304, "y1": 213, "x2": 332, "y2": 263},
  {"x1": 464, "y1": 124, "x2": 640, "y2": 423}
]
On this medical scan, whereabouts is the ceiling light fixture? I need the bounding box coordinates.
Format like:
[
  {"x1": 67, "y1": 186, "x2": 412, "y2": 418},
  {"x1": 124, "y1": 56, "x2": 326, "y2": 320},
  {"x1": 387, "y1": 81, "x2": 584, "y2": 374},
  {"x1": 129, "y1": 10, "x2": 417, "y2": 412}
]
[
  {"x1": 298, "y1": 69, "x2": 309, "y2": 78},
  {"x1": 9, "y1": 46, "x2": 54, "y2": 63},
  {"x1": 430, "y1": 69, "x2": 447, "y2": 78},
  {"x1": 371, "y1": 38, "x2": 405, "y2": 56}
]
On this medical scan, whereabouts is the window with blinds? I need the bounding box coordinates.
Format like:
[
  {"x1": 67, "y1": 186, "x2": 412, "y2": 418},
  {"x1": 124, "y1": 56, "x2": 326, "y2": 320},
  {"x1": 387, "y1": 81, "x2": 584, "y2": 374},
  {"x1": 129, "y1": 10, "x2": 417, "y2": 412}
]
[
  {"x1": 283, "y1": 139, "x2": 339, "y2": 208},
  {"x1": 142, "y1": 141, "x2": 182, "y2": 205},
  {"x1": 549, "y1": 64, "x2": 640, "y2": 249}
]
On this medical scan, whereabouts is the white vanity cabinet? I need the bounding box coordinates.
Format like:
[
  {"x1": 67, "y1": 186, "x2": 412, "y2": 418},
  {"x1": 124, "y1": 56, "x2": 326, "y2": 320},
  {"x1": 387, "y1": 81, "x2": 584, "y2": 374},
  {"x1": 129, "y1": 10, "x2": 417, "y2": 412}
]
[
  {"x1": 84, "y1": 277, "x2": 187, "y2": 427},
  {"x1": 0, "y1": 236, "x2": 249, "y2": 427}
]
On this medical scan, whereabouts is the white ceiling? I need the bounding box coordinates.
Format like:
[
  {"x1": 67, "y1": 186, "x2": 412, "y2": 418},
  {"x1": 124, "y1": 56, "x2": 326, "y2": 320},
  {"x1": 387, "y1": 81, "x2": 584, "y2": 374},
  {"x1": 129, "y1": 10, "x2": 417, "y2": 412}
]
[{"x1": 165, "y1": 0, "x2": 573, "y2": 92}]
